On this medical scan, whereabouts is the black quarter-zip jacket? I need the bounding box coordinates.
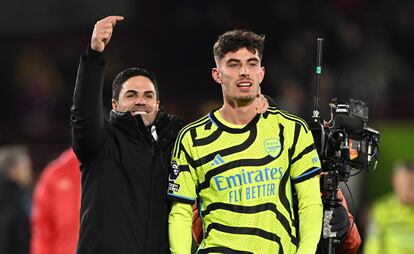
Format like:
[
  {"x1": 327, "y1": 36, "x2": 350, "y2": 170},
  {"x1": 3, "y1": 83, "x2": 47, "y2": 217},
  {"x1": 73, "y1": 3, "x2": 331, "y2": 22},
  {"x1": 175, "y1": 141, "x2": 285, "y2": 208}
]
[{"x1": 71, "y1": 49, "x2": 184, "y2": 254}]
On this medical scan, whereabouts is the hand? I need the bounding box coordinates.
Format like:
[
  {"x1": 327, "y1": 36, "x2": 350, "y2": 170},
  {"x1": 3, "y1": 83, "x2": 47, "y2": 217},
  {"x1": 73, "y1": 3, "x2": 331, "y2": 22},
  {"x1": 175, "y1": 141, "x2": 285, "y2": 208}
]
[
  {"x1": 91, "y1": 16, "x2": 124, "y2": 52},
  {"x1": 192, "y1": 204, "x2": 203, "y2": 244},
  {"x1": 329, "y1": 204, "x2": 350, "y2": 242},
  {"x1": 255, "y1": 87, "x2": 269, "y2": 114}
]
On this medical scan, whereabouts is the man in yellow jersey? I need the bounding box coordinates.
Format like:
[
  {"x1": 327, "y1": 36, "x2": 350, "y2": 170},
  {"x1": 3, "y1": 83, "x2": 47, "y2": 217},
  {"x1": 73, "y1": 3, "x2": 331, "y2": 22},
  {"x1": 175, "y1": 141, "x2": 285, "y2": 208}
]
[
  {"x1": 167, "y1": 30, "x2": 323, "y2": 253},
  {"x1": 363, "y1": 159, "x2": 414, "y2": 254}
]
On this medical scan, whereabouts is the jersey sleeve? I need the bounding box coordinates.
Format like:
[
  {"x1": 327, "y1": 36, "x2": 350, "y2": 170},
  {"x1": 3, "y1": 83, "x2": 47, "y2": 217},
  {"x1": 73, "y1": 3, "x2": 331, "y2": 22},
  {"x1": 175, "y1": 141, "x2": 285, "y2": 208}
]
[
  {"x1": 295, "y1": 175, "x2": 323, "y2": 254},
  {"x1": 290, "y1": 123, "x2": 321, "y2": 183},
  {"x1": 168, "y1": 202, "x2": 193, "y2": 254},
  {"x1": 167, "y1": 130, "x2": 198, "y2": 204}
]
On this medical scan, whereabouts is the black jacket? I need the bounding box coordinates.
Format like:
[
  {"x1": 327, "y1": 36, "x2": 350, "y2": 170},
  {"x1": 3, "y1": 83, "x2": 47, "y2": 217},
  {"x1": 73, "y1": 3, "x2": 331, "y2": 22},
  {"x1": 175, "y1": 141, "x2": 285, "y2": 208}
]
[
  {"x1": 71, "y1": 49, "x2": 184, "y2": 254},
  {"x1": 0, "y1": 179, "x2": 30, "y2": 254}
]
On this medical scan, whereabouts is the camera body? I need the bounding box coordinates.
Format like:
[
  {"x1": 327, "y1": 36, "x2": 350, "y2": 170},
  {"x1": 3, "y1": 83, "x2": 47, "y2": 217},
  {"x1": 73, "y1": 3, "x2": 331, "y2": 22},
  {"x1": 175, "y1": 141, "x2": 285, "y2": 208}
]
[
  {"x1": 308, "y1": 98, "x2": 380, "y2": 247},
  {"x1": 309, "y1": 98, "x2": 380, "y2": 181}
]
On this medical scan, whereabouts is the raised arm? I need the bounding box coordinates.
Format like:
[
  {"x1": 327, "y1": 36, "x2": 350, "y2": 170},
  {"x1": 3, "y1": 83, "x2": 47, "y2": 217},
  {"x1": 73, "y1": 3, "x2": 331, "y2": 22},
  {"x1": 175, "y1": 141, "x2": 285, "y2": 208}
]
[{"x1": 71, "y1": 16, "x2": 124, "y2": 162}]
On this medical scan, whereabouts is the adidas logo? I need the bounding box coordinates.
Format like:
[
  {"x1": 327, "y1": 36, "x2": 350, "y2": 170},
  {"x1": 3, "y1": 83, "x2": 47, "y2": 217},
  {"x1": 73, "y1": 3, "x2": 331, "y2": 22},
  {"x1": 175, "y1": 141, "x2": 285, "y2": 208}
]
[{"x1": 210, "y1": 154, "x2": 225, "y2": 166}]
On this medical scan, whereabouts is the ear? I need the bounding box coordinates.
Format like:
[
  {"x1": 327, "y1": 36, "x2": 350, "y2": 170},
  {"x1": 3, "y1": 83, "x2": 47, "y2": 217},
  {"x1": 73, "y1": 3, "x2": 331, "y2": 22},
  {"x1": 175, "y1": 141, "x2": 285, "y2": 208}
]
[
  {"x1": 111, "y1": 99, "x2": 118, "y2": 111},
  {"x1": 212, "y1": 68, "x2": 222, "y2": 84},
  {"x1": 259, "y1": 66, "x2": 265, "y2": 83},
  {"x1": 156, "y1": 100, "x2": 160, "y2": 111}
]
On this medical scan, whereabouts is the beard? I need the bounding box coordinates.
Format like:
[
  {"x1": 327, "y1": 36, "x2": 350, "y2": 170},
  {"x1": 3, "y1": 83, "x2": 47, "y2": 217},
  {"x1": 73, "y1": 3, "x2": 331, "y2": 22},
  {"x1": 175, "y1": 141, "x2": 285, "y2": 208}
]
[{"x1": 233, "y1": 94, "x2": 256, "y2": 106}]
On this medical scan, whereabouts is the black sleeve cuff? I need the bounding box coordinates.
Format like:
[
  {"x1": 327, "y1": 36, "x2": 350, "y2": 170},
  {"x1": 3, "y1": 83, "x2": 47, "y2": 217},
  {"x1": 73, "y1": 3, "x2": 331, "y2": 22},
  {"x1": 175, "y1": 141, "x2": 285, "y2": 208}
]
[
  {"x1": 291, "y1": 167, "x2": 321, "y2": 184},
  {"x1": 85, "y1": 45, "x2": 105, "y2": 65},
  {"x1": 167, "y1": 193, "x2": 195, "y2": 205}
]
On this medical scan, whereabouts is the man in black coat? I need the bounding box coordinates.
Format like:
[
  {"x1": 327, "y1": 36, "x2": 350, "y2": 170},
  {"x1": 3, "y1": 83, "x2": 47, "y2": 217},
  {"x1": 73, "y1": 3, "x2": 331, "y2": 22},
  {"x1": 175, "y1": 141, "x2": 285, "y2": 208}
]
[
  {"x1": 71, "y1": 16, "x2": 184, "y2": 254},
  {"x1": 0, "y1": 145, "x2": 32, "y2": 254}
]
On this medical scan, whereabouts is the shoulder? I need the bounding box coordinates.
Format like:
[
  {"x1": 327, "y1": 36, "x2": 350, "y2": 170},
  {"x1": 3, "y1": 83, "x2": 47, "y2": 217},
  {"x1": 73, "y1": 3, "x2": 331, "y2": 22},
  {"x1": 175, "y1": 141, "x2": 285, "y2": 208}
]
[
  {"x1": 165, "y1": 113, "x2": 185, "y2": 129},
  {"x1": 176, "y1": 114, "x2": 212, "y2": 141},
  {"x1": 265, "y1": 107, "x2": 310, "y2": 131},
  {"x1": 371, "y1": 194, "x2": 399, "y2": 218},
  {"x1": 156, "y1": 108, "x2": 185, "y2": 131},
  {"x1": 374, "y1": 194, "x2": 398, "y2": 208},
  {"x1": 38, "y1": 149, "x2": 80, "y2": 186}
]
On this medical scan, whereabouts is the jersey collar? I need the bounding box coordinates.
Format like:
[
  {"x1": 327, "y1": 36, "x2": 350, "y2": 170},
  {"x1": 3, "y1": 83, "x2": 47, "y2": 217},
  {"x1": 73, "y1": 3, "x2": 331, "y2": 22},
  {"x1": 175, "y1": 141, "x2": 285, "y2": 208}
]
[{"x1": 208, "y1": 109, "x2": 260, "y2": 134}]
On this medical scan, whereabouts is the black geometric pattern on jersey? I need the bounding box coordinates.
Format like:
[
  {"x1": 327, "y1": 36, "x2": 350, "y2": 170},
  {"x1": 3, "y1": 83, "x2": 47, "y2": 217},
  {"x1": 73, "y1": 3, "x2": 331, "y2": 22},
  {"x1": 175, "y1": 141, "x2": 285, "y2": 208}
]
[
  {"x1": 191, "y1": 127, "x2": 223, "y2": 147},
  {"x1": 198, "y1": 247, "x2": 253, "y2": 254},
  {"x1": 204, "y1": 121, "x2": 213, "y2": 130},
  {"x1": 197, "y1": 123, "x2": 284, "y2": 190},
  {"x1": 181, "y1": 145, "x2": 196, "y2": 169},
  {"x1": 209, "y1": 111, "x2": 261, "y2": 134},
  {"x1": 201, "y1": 202, "x2": 297, "y2": 245},
  {"x1": 173, "y1": 109, "x2": 318, "y2": 252},
  {"x1": 179, "y1": 164, "x2": 190, "y2": 172},
  {"x1": 277, "y1": 162, "x2": 299, "y2": 246},
  {"x1": 192, "y1": 125, "x2": 257, "y2": 169},
  {"x1": 281, "y1": 111, "x2": 309, "y2": 134},
  {"x1": 198, "y1": 153, "x2": 283, "y2": 191},
  {"x1": 205, "y1": 223, "x2": 284, "y2": 253},
  {"x1": 289, "y1": 121, "x2": 320, "y2": 183},
  {"x1": 277, "y1": 123, "x2": 298, "y2": 241},
  {"x1": 268, "y1": 110, "x2": 309, "y2": 134},
  {"x1": 290, "y1": 122, "x2": 301, "y2": 159},
  {"x1": 291, "y1": 144, "x2": 316, "y2": 165},
  {"x1": 276, "y1": 121, "x2": 320, "y2": 243},
  {"x1": 173, "y1": 116, "x2": 210, "y2": 158}
]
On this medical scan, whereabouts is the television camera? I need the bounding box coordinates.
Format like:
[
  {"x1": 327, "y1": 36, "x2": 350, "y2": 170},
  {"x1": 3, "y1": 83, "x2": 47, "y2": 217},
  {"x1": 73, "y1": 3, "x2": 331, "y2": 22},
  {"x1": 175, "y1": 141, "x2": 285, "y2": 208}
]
[{"x1": 308, "y1": 39, "x2": 380, "y2": 254}]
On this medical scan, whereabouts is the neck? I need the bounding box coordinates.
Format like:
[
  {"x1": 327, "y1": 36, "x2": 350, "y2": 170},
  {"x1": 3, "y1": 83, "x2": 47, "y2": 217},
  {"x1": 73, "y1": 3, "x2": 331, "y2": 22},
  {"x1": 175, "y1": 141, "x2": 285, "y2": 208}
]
[{"x1": 219, "y1": 100, "x2": 257, "y2": 125}]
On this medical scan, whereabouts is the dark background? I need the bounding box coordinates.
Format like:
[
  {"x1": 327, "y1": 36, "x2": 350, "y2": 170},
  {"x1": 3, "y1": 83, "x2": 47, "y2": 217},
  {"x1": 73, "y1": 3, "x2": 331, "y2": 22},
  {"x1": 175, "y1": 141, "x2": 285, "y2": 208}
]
[{"x1": 1, "y1": 0, "x2": 413, "y2": 249}]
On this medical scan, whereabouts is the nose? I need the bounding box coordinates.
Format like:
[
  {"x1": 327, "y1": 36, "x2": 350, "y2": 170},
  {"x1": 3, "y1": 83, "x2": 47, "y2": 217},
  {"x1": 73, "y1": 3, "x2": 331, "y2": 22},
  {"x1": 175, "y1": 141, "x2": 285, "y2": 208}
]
[
  {"x1": 239, "y1": 65, "x2": 249, "y2": 76},
  {"x1": 135, "y1": 96, "x2": 146, "y2": 105}
]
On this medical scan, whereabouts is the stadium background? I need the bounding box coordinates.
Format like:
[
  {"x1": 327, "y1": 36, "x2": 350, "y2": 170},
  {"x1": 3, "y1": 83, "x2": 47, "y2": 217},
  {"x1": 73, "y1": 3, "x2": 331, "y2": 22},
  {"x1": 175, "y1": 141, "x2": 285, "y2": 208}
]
[{"x1": 1, "y1": 0, "x2": 413, "y2": 251}]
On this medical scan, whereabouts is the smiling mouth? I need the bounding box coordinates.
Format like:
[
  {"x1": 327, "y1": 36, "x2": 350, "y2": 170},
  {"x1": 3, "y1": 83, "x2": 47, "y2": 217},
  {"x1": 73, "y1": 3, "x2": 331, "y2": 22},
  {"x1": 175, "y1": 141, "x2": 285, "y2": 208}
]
[
  {"x1": 237, "y1": 82, "x2": 252, "y2": 87},
  {"x1": 131, "y1": 111, "x2": 148, "y2": 115}
]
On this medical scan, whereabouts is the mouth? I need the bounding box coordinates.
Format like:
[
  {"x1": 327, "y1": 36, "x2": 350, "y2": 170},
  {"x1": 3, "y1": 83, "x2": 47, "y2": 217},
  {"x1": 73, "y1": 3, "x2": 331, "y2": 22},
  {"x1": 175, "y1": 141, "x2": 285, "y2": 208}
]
[
  {"x1": 237, "y1": 80, "x2": 252, "y2": 88},
  {"x1": 237, "y1": 83, "x2": 252, "y2": 87},
  {"x1": 131, "y1": 110, "x2": 148, "y2": 116}
]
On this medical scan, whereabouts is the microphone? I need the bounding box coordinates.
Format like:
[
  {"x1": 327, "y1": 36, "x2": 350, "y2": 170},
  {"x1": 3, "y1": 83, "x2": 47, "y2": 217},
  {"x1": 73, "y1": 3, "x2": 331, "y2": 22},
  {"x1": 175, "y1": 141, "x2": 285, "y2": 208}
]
[{"x1": 334, "y1": 115, "x2": 364, "y2": 133}]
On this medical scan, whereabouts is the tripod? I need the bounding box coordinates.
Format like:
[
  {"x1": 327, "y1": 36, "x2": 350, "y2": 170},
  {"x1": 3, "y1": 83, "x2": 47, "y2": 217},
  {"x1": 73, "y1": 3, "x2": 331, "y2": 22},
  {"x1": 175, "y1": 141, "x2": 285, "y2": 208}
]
[{"x1": 319, "y1": 166, "x2": 349, "y2": 254}]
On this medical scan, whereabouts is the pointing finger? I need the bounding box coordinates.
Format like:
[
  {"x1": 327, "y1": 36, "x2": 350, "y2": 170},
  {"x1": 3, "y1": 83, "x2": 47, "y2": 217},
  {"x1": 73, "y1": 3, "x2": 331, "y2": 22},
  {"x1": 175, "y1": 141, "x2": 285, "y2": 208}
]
[
  {"x1": 108, "y1": 16, "x2": 124, "y2": 26},
  {"x1": 97, "y1": 16, "x2": 124, "y2": 27}
]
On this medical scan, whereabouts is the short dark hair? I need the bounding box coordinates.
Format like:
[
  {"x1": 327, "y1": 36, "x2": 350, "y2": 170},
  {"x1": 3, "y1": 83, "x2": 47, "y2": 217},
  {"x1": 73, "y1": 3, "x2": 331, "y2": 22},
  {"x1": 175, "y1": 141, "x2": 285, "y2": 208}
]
[
  {"x1": 112, "y1": 67, "x2": 159, "y2": 101},
  {"x1": 213, "y1": 29, "x2": 265, "y2": 62},
  {"x1": 394, "y1": 159, "x2": 414, "y2": 172}
]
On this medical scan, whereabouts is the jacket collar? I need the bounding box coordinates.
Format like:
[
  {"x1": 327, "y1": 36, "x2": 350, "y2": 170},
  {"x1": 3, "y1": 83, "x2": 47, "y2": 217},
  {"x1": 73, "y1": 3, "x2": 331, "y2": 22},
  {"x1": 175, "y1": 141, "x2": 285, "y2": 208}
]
[
  {"x1": 108, "y1": 107, "x2": 179, "y2": 140},
  {"x1": 109, "y1": 109, "x2": 148, "y2": 138}
]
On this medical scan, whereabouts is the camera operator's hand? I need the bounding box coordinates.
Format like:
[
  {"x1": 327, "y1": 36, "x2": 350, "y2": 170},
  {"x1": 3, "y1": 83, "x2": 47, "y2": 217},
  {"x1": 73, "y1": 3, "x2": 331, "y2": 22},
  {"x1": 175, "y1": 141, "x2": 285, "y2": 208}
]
[{"x1": 330, "y1": 203, "x2": 350, "y2": 242}]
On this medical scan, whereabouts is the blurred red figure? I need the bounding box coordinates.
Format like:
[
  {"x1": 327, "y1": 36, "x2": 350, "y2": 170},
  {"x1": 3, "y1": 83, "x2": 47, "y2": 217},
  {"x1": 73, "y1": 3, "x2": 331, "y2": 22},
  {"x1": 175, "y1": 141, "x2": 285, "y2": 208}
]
[{"x1": 30, "y1": 148, "x2": 80, "y2": 254}]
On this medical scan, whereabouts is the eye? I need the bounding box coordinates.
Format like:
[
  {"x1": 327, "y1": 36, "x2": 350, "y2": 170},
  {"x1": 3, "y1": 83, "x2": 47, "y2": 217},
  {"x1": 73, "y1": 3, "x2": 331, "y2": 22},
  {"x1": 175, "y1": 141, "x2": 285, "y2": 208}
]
[
  {"x1": 145, "y1": 93, "x2": 155, "y2": 99},
  {"x1": 249, "y1": 62, "x2": 258, "y2": 67},
  {"x1": 126, "y1": 93, "x2": 136, "y2": 99}
]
